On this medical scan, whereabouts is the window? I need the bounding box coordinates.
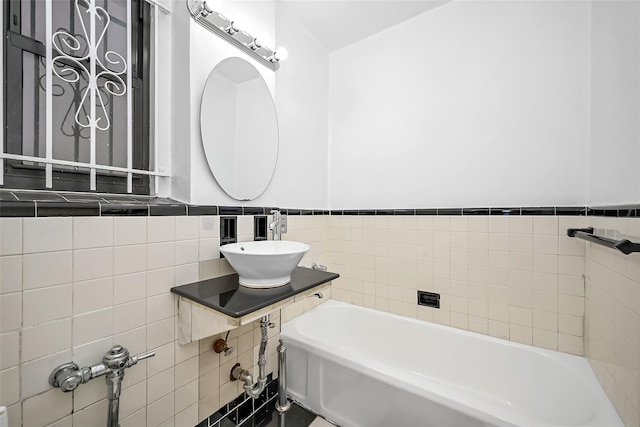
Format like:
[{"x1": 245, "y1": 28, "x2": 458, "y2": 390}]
[{"x1": 3, "y1": 0, "x2": 152, "y2": 194}]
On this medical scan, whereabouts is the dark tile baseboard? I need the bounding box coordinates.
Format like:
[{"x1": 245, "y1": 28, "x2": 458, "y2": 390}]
[{"x1": 198, "y1": 377, "x2": 280, "y2": 427}]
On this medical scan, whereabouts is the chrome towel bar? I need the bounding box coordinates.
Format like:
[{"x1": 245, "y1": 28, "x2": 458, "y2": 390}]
[{"x1": 567, "y1": 227, "x2": 640, "y2": 255}]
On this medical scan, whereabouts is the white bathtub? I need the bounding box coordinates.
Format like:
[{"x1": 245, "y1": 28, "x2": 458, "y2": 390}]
[{"x1": 281, "y1": 300, "x2": 622, "y2": 427}]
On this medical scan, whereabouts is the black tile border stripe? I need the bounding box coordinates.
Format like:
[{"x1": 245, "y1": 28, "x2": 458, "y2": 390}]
[
  {"x1": 416, "y1": 209, "x2": 438, "y2": 215},
  {"x1": 619, "y1": 209, "x2": 638, "y2": 218},
  {"x1": 218, "y1": 206, "x2": 243, "y2": 216},
  {"x1": 438, "y1": 208, "x2": 463, "y2": 215},
  {"x1": 38, "y1": 202, "x2": 101, "y2": 217},
  {"x1": 149, "y1": 204, "x2": 187, "y2": 216},
  {"x1": 462, "y1": 208, "x2": 489, "y2": 215},
  {"x1": 1, "y1": 190, "x2": 639, "y2": 218},
  {"x1": 242, "y1": 207, "x2": 265, "y2": 215},
  {"x1": 0, "y1": 201, "x2": 36, "y2": 217},
  {"x1": 556, "y1": 207, "x2": 590, "y2": 216},
  {"x1": 187, "y1": 205, "x2": 219, "y2": 216},
  {"x1": 521, "y1": 207, "x2": 555, "y2": 216},
  {"x1": 196, "y1": 375, "x2": 278, "y2": 427},
  {"x1": 101, "y1": 204, "x2": 149, "y2": 216},
  {"x1": 394, "y1": 209, "x2": 416, "y2": 216},
  {"x1": 490, "y1": 207, "x2": 521, "y2": 216}
]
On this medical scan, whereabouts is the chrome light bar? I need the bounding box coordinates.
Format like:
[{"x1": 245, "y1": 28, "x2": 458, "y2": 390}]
[{"x1": 186, "y1": 0, "x2": 281, "y2": 71}]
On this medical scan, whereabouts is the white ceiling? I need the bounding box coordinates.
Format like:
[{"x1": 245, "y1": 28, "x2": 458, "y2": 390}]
[{"x1": 277, "y1": 0, "x2": 450, "y2": 52}]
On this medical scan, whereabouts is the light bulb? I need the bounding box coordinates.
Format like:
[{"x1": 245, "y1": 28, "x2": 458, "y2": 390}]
[{"x1": 275, "y1": 47, "x2": 288, "y2": 62}]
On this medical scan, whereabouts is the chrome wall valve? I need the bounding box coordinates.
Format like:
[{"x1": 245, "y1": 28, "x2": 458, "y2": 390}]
[
  {"x1": 48, "y1": 362, "x2": 83, "y2": 392},
  {"x1": 48, "y1": 345, "x2": 155, "y2": 427}
]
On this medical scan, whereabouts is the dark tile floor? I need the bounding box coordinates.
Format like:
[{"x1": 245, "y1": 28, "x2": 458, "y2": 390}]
[{"x1": 248, "y1": 402, "x2": 318, "y2": 427}]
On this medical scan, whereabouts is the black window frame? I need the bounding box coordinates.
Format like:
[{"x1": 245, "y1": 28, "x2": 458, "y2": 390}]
[{"x1": 2, "y1": 0, "x2": 151, "y2": 195}]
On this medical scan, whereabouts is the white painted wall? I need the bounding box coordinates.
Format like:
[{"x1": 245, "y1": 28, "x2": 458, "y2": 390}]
[
  {"x1": 164, "y1": 0, "x2": 330, "y2": 208},
  {"x1": 588, "y1": 1, "x2": 640, "y2": 206},
  {"x1": 167, "y1": 0, "x2": 638, "y2": 209},
  {"x1": 269, "y1": 4, "x2": 331, "y2": 209},
  {"x1": 164, "y1": 5, "x2": 192, "y2": 201},
  {"x1": 328, "y1": 1, "x2": 591, "y2": 209},
  {"x1": 153, "y1": 5, "x2": 174, "y2": 194}
]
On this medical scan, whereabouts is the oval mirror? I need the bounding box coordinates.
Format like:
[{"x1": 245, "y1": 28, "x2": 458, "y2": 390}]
[{"x1": 200, "y1": 57, "x2": 279, "y2": 200}]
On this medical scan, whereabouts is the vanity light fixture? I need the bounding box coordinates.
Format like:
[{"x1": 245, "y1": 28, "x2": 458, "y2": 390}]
[{"x1": 186, "y1": 0, "x2": 281, "y2": 71}]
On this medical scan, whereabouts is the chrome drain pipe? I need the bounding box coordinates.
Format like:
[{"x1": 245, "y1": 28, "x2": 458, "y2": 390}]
[
  {"x1": 231, "y1": 315, "x2": 273, "y2": 398},
  {"x1": 275, "y1": 338, "x2": 291, "y2": 413}
]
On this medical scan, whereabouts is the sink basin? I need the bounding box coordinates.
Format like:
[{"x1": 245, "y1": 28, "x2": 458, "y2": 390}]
[{"x1": 219, "y1": 241, "x2": 310, "y2": 288}]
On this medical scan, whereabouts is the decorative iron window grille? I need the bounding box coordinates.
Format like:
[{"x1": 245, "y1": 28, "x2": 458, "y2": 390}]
[{"x1": 3, "y1": 0, "x2": 165, "y2": 194}]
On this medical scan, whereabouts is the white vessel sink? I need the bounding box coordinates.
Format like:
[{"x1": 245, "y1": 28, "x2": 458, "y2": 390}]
[{"x1": 220, "y1": 241, "x2": 310, "y2": 288}]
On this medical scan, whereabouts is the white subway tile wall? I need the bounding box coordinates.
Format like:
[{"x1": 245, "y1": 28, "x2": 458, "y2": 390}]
[
  {"x1": 1, "y1": 213, "x2": 638, "y2": 426},
  {"x1": 0, "y1": 255, "x2": 22, "y2": 294},
  {"x1": 297, "y1": 212, "x2": 584, "y2": 364},
  {"x1": 23, "y1": 251, "x2": 72, "y2": 290},
  {"x1": 23, "y1": 218, "x2": 73, "y2": 254},
  {"x1": 22, "y1": 285, "x2": 72, "y2": 326},
  {"x1": 0, "y1": 218, "x2": 22, "y2": 255},
  {"x1": 237, "y1": 216, "x2": 254, "y2": 243},
  {"x1": 585, "y1": 216, "x2": 640, "y2": 427},
  {"x1": 0, "y1": 214, "x2": 327, "y2": 427},
  {"x1": 327, "y1": 215, "x2": 587, "y2": 354},
  {"x1": 73, "y1": 217, "x2": 114, "y2": 249}
]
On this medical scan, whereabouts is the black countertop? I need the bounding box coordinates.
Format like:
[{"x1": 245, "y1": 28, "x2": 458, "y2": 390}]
[{"x1": 170, "y1": 267, "x2": 339, "y2": 318}]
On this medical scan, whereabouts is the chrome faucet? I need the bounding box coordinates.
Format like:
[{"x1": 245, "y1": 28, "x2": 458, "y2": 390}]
[
  {"x1": 49, "y1": 345, "x2": 155, "y2": 427},
  {"x1": 269, "y1": 209, "x2": 287, "y2": 240}
]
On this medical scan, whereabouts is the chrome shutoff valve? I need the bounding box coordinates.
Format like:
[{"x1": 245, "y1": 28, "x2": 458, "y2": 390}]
[
  {"x1": 213, "y1": 339, "x2": 234, "y2": 357},
  {"x1": 49, "y1": 345, "x2": 155, "y2": 393},
  {"x1": 48, "y1": 362, "x2": 85, "y2": 392}
]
